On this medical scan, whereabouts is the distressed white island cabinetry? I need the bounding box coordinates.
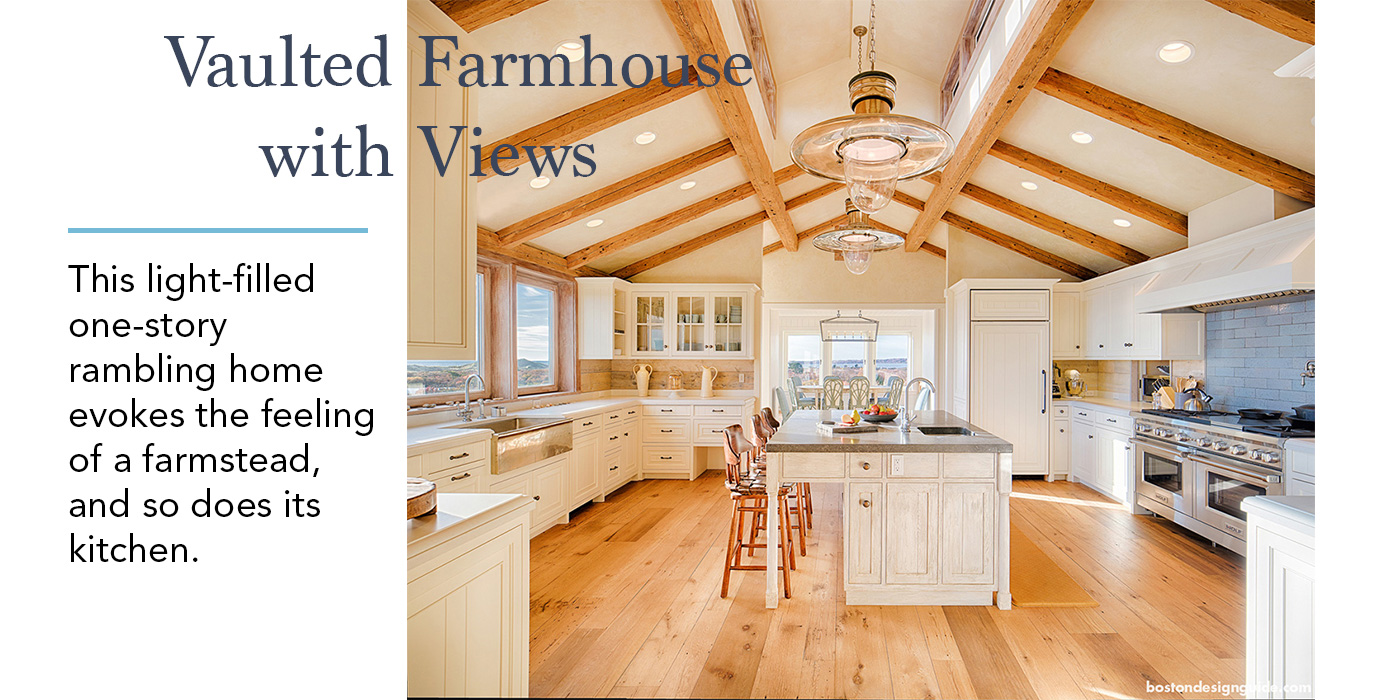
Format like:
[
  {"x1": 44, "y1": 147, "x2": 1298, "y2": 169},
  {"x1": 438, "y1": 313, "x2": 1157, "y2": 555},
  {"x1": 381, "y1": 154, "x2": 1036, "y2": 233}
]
[
  {"x1": 1243, "y1": 496, "x2": 1315, "y2": 699},
  {"x1": 764, "y1": 410, "x2": 1013, "y2": 609}
]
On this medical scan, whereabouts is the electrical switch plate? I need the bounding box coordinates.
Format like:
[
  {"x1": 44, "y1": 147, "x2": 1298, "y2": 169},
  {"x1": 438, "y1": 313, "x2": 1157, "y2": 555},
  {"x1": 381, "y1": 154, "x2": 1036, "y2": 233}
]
[{"x1": 890, "y1": 454, "x2": 904, "y2": 476}]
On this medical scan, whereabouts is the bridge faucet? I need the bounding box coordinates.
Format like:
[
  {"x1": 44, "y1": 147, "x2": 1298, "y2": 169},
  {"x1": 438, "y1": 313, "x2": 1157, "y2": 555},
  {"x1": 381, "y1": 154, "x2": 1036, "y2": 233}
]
[
  {"x1": 898, "y1": 377, "x2": 935, "y2": 433},
  {"x1": 456, "y1": 373, "x2": 487, "y2": 421}
]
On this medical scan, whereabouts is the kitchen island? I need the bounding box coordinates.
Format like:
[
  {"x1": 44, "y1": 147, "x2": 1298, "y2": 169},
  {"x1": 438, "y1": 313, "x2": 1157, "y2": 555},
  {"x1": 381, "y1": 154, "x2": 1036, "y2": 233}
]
[{"x1": 763, "y1": 409, "x2": 1014, "y2": 609}]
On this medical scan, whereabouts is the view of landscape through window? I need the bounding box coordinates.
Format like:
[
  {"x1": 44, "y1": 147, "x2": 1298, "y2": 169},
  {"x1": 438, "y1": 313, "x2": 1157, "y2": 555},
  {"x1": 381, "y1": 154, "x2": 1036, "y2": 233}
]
[
  {"x1": 516, "y1": 282, "x2": 555, "y2": 389},
  {"x1": 407, "y1": 273, "x2": 485, "y2": 396},
  {"x1": 784, "y1": 332, "x2": 911, "y2": 398}
]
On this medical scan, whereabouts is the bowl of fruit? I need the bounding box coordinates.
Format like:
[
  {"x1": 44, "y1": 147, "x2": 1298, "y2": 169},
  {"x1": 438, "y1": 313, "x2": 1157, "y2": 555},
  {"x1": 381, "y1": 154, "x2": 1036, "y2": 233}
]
[{"x1": 859, "y1": 405, "x2": 898, "y2": 422}]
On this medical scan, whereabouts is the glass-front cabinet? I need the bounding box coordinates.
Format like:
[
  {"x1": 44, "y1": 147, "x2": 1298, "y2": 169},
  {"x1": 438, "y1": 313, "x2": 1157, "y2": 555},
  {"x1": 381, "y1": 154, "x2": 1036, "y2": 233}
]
[
  {"x1": 623, "y1": 285, "x2": 755, "y2": 358},
  {"x1": 634, "y1": 294, "x2": 668, "y2": 356}
]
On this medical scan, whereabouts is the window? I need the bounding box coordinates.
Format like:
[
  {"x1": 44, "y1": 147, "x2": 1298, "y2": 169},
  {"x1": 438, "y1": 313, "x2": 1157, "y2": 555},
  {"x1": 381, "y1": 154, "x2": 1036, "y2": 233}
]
[
  {"x1": 515, "y1": 280, "x2": 557, "y2": 393},
  {"x1": 781, "y1": 329, "x2": 915, "y2": 387},
  {"x1": 785, "y1": 334, "x2": 820, "y2": 388},
  {"x1": 407, "y1": 272, "x2": 487, "y2": 396},
  {"x1": 874, "y1": 334, "x2": 910, "y2": 386},
  {"x1": 830, "y1": 341, "x2": 867, "y2": 382}
]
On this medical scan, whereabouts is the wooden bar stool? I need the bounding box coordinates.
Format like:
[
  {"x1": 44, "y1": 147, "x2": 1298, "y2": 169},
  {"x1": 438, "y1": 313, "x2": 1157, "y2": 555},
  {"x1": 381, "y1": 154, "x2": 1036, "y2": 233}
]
[
  {"x1": 721, "y1": 425, "x2": 792, "y2": 599},
  {"x1": 762, "y1": 407, "x2": 812, "y2": 526},
  {"x1": 751, "y1": 413, "x2": 807, "y2": 558}
]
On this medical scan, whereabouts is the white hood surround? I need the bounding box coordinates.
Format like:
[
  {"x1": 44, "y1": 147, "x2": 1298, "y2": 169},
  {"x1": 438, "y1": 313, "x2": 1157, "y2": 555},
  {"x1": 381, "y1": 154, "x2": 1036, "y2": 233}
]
[{"x1": 1134, "y1": 209, "x2": 1315, "y2": 314}]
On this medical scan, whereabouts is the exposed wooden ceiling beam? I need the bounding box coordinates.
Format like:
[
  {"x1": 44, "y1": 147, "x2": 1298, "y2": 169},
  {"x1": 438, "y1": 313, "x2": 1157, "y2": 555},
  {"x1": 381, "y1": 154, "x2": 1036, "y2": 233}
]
[
  {"x1": 564, "y1": 182, "x2": 755, "y2": 269},
  {"x1": 942, "y1": 212, "x2": 1097, "y2": 280},
  {"x1": 613, "y1": 211, "x2": 767, "y2": 279},
  {"x1": 774, "y1": 164, "x2": 808, "y2": 186},
  {"x1": 496, "y1": 140, "x2": 734, "y2": 247},
  {"x1": 893, "y1": 189, "x2": 926, "y2": 211},
  {"x1": 1202, "y1": 0, "x2": 1314, "y2": 44},
  {"x1": 478, "y1": 226, "x2": 602, "y2": 277},
  {"x1": 905, "y1": 0, "x2": 1096, "y2": 251},
  {"x1": 1035, "y1": 68, "x2": 1315, "y2": 202},
  {"x1": 959, "y1": 182, "x2": 1148, "y2": 265},
  {"x1": 661, "y1": 0, "x2": 799, "y2": 250},
  {"x1": 433, "y1": 0, "x2": 553, "y2": 32},
  {"x1": 731, "y1": 0, "x2": 778, "y2": 136},
  {"x1": 479, "y1": 68, "x2": 702, "y2": 180},
  {"x1": 762, "y1": 215, "x2": 847, "y2": 254},
  {"x1": 988, "y1": 140, "x2": 1188, "y2": 236},
  {"x1": 919, "y1": 242, "x2": 949, "y2": 259}
]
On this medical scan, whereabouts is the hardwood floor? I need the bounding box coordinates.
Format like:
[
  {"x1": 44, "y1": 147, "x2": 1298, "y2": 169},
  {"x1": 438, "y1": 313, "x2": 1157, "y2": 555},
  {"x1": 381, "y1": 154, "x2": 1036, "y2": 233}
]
[{"x1": 526, "y1": 472, "x2": 1246, "y2": 699}]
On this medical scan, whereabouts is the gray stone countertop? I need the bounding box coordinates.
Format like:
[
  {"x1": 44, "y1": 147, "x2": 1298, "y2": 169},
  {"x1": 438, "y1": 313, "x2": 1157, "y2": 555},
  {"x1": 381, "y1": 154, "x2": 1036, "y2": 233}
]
[{"x1": 767, "y1": 409, "x2": 1012, "y2": 453}]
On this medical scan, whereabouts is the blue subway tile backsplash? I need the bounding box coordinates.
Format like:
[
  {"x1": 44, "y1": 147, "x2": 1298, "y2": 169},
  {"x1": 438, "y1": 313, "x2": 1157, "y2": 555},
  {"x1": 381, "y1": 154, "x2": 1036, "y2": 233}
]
[{"x1": 1204, "y1": 299, "x2": 1315, "y2": 412}]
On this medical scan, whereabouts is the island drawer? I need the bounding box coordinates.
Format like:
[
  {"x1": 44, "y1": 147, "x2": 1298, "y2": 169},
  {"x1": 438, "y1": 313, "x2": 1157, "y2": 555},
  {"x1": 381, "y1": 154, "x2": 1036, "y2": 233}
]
[
  {"x1": 943, "y1": 453, "x2": 995, "y2": 479},
  {"x1": 848, "y1": 454, "x2": 883, "y2": 476},
  {"x1": 887, "y1": 453, "x2": 941, "y2": 478},
  {"x1": 641, "y1": 418, "x2": 690, "y2": 443},
  {"x1": 779, "y1": 453, "x2": 846, "y2": 479},
  {"x1": 642, "y1": 405, "x2": 692, "y2": 417}
]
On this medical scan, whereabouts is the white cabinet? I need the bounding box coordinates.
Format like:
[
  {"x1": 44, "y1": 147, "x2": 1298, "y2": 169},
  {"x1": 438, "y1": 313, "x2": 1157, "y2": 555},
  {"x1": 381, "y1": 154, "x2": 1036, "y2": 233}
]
[
  {"x1": 407, "y1": 9, "x2": 475, "y2": 360},
  {"x1": 884, "y1": 482, "x2": 939, "y2": 584},
  {"x1": 940, "y1": 481, "x2": 996, "y2": 585},
  {"x1": 623, "y1": 285, "x2": 756, "y2": 358},
  {"x1": 1285, "y1": 441, "x2": 1315, "y2": 496},
  {"x1": 845, "y1": 482, "x2": 883, "y2": 585},
  {"x1": 1245, "y1": 498, "x2": 1315, "y2": 699},
  {"x1": 576, "y1": 278, "x2": 627, "y2": 360},
  {"x1": 1068, "y1": 405, "x2": 1132, "y2": 505},
  {"x1": 1096, "y1": 425, "x2": 1133, "y2": 504},
  {"x1": 1067, "y1": 278, "x2": 1205, "y2": 360},
  {"x1": 568, "y1": 430, "x2": 601, "y2": 510},
  {"x1": 1051, "y1": 416, "x2": 1070, "y2": 479},
  {"x1": 1051, "y1": 287, "x2": 1082, "y2": 359},
  {"x1": 490, "y1": 457, "x2": 567, "y2": 536},
  {"x1": 407, "y1": 495, "x2": 531, "y2": 698},
  {"x1": 970, "y1": 321, "x2": 1051, "y2": 476}
]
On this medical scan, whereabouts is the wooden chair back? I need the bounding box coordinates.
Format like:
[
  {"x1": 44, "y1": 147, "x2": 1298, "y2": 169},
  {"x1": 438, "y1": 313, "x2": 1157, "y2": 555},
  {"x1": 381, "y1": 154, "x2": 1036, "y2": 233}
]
[
  {"x1": 761, "y1": 406, "x2": 780, "y2": 431},
  {"x1": 721, "y1": 424, "x2": 754, "y2": 485},
  {"x1": 821, "y1": 376, "x2": 846, "y2": 410},
  {"x1": 847, "y1": 376, "x2": 872, "y2": 409}
]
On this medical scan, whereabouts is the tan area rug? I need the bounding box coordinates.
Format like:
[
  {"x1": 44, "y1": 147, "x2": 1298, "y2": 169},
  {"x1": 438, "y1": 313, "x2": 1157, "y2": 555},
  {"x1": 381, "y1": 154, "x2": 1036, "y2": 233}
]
[{"x1": 1009, "y1": 523, "x2": 1098, "y2": 608}]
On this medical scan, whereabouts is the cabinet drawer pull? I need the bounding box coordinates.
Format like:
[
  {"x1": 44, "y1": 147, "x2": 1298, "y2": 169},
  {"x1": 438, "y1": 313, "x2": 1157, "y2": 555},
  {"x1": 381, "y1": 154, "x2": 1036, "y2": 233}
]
[
  {"x1": 860, "y1": 462, "x2": 871, "y2": 471},
  {"x1": 712, "y1": 429, "x2": 723, "y2": 433},
  {"x1": 660, "y1": 409, "x2": 674, "y2": 413},
  {"x1": 660, "y1": 429, "x2": 674, "y2": 433},
  {"x1": 627, "y1": 410, "x2": 637, "y2": 415},
  {"x1": 449, "y1": 452, "x2": 474, "y2": 461},
  {"x1": 660, "y1": 456, "x2": 673, "y2": 460},
  {"x1": 609, "y1": 414, "x2": 619, "y2": 420},
  {"x1": 610, "y1": 466, "x2": 619, "y2": 471},
  {"x1": 533, "y1": 495, "x2": 541, "y2": 501},
  {"x1": 1106, "y1": 418, "x2": 1117, "y2": 423},
  {"x1": 610, "y1": 435, "x2": 619, "y2": 441},
  {"x1": 860, "y1": 499, "x2": 871, "y2": 508},
  {"x1": 711, "y1": 408, "x2": 726, "y2": 413},
  {"x1": 583, "y1": 421, "x2": 594, "y2": 427},
  {"x1": 450, "y1": 472, "x2": 472, "y2": 481}
]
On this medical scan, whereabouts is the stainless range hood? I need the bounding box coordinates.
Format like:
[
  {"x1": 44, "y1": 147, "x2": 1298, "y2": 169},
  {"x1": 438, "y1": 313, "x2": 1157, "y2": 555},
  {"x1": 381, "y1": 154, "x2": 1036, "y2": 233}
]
[{"x1": 1136, "y1": 210, "x2": 1315, "y2": 313}]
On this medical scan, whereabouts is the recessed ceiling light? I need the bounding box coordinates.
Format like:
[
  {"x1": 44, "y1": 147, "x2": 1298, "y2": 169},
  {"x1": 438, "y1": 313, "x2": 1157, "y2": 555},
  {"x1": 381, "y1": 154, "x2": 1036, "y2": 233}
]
[
  {"x1": 679, "y1": 180, "x2": 697, "y2": 190},
  {"x1": 1071, "y1": 131, "x2": 1094, "y2": 144},
  {"x1": 554, "y1": 40, "x2": 585, "y2": 63},
  {"x1": 586, "y1": 219, "x2": 604, "y2": 228},
  {"x1": 1021, "y1": 181, "x2": 1039, "y2": 191},
  {"x1": 1157, "y1": 41, "x2": 1195, "y2": 64},
  {"x1": 529, "y1": 176, "x2": 550, "y2": 189},
  {"x1": 1113, "y1": 218, "x2": 1132, "y2": 227},
  {"x1": 634, "y1": 132, "x2": 657, "y2": 145}
]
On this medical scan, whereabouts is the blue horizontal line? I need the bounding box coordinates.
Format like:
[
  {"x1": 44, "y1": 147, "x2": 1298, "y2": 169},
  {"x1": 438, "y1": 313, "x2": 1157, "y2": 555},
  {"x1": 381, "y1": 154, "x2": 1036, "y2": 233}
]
[{"x1": 68, "y1": 227, "x2": 369, "y2": 233}]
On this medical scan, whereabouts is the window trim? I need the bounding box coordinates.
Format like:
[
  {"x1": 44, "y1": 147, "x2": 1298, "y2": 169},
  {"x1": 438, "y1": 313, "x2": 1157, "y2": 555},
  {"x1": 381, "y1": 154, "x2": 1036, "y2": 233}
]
[{"x1": 513, "y1": 269, "x2": 563, "y2": 396}]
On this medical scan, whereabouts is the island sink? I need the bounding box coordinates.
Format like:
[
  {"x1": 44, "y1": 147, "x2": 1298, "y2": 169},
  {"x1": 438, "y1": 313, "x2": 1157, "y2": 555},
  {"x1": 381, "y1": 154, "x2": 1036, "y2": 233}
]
[{"x1": 915, "y1": 426, "x2": 974, "y2": 436}]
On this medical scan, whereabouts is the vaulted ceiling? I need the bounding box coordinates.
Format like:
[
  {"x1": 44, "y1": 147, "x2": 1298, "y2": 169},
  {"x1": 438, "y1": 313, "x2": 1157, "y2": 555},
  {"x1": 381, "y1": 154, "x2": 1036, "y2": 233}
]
[{"x1": 435, "y1": 0, "x2": 1315, "y2": 281}]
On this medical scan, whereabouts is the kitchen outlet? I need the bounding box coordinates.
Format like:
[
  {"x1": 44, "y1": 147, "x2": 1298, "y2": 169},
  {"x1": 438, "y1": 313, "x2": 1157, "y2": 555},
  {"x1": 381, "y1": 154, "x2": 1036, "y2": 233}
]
[
  {"x1": 738, "y1": 373, "x2": 744, "y2": 384},
  {"x1": 890, "y1": 454, "x2": 904, "y2": 476}
]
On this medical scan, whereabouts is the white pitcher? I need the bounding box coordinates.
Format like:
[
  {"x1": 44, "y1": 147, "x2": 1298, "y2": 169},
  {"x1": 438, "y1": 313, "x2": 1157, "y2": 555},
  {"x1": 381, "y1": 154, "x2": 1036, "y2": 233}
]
[
  {"x1": 634, "y1": 364, "x2": 653, "y2": 397},
  {"x1": 700, "y1": 366, "x2": 718, "y2": 398}
]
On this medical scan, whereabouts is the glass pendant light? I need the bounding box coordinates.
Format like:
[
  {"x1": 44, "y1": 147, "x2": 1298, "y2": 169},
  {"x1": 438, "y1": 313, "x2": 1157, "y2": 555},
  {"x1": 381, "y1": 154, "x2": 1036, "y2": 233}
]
[
  {"x1": 790, "y1": 3, "x2": 955, "y2": 214},
  {"x1": 813, "y1": 199, "x2": 904, "y2": 275}
]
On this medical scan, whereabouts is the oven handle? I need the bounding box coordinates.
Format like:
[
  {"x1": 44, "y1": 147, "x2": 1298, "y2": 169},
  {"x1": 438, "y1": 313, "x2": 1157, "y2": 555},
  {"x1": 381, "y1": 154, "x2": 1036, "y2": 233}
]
[
  {"x1": 1193, "y1": 456, "x2": 1280, "y2": 485},
  {"x1": 1131, "y1": 438, "x2": 1193, "y2": 459}
]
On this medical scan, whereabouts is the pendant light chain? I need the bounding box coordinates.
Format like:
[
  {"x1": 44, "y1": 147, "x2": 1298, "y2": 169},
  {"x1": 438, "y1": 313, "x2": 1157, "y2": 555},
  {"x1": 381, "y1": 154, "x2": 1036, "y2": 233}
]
[{"x1": 868, "y1": 1, "x2": 877, "y2": 71}]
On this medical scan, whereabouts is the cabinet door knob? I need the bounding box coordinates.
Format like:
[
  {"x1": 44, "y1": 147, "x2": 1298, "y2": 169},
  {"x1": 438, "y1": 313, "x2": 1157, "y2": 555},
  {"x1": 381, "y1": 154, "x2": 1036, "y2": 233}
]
[
  {"x1": 860, "y1": 499, "x2": 871, "y2": 508},
  {"x1": 533, "y1": 495, "x2": 541, "y2": 501},
  {"x1": 1099, "y1": 344, "x2": 1105, "y2": 348},
  {"x1": 1125, "y1": 342, "x2": 1133, "y2": 347},
  {"x1": 860, "y1": 462, "x2": 871, "y2": 470}
]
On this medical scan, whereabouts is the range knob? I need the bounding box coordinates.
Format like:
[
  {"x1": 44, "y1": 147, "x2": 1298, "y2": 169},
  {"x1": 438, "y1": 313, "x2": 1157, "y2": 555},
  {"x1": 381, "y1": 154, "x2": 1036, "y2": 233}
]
[
  {"x1": 1230, "y1": 445, "x2": 1248, "y2": 456},
  {"x1": 1260, "y1": 452, "x2": 1280, "y2": 464},
  {"x1": 1196, "y1": 437, "x2": 1212, "y2": 447},
  {"x1": 1248, "y1": 449, "x2": 1262, "y2": 460},
  {"x1": 1176, "y1": 433, "x2": 1192, "y2": 442},
  {"x1": 1155, "y1": 428, "x2": 1172, "y2": 438},
  {"x1": 1212, "y1": 440, "x2": 1229, "y2": 451}
]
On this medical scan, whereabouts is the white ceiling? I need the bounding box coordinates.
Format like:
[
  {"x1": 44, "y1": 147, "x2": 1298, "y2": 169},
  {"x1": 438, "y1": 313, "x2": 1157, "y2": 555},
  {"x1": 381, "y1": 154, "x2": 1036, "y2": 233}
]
[{"x1": 455, "y1": 0, "x2": 1315, "y2": 279}]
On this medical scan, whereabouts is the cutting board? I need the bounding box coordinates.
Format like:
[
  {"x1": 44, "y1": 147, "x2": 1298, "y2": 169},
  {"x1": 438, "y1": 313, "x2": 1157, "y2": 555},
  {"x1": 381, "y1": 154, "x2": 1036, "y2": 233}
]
[{"x1": 408, "y1": 478, "x2": 437, "y2": 519}]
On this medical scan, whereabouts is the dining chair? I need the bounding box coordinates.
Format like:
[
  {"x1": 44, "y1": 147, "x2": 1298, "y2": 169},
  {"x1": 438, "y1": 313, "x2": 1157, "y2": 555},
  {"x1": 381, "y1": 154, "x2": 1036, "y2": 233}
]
[
  {"x1": 787, "y1": 376, "x2": 816, "y2": 409},
  {"x1": 720, "y1": 424, "x2": 792, "y2": 599},
  {"x1": 886, "y1": 376, "x2": 905, "y2": 409},
  {"x1": 847, "y1": 376, "x2": 872, "y2": 409},
  {"x1": 914, "y1": 384, "x2": 934, "y2": 410},
  {"x1": 773, "y1": 386, "x2": 794, "y2": 421},
  {"x1": 821, "y1": 376, "x2": 846, "y2": 410}
]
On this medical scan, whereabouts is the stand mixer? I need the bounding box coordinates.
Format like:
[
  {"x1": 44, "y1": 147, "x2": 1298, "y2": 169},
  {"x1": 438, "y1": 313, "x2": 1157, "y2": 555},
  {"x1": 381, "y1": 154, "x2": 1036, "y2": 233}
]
[{"x1": 1064, "y1": 369, "x2": 1084, "y2": 397}]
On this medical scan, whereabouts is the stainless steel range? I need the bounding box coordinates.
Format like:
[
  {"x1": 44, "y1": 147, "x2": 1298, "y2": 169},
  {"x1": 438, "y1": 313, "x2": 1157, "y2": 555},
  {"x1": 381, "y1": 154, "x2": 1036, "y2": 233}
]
[{"x1": 1131, "y1": 410, "x2": 1290, "y2": 554}]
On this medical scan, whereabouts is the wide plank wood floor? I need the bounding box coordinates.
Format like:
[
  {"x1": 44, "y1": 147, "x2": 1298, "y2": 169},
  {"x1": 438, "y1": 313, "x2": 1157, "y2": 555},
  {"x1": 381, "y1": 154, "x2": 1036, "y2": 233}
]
[{"x1": 526, "y1": 472, "x2": 1245, "y2": 699}]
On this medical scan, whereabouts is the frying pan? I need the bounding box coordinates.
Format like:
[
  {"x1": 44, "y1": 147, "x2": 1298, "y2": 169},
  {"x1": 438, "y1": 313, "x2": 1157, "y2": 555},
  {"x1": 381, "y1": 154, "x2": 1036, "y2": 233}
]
[
  {"x1": 1286, "y1": 416, "x2": 1315, "y2": 431},
  {"x1": 1237, "y1": 408, "x2": 1284, "y2": 421},
  {"x1": 1293, "y1": 404, "x2": 1316, "y2": 421}
]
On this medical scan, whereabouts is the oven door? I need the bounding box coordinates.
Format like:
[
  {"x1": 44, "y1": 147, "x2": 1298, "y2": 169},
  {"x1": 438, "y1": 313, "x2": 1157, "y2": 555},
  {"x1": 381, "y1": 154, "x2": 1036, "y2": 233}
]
[
  {"x1": 1193, "y1": 457, "x2": 1283, "y2": 541},
  {"x1": 1134, "y1": 439, "x2": 1193, "y2": 516}
]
